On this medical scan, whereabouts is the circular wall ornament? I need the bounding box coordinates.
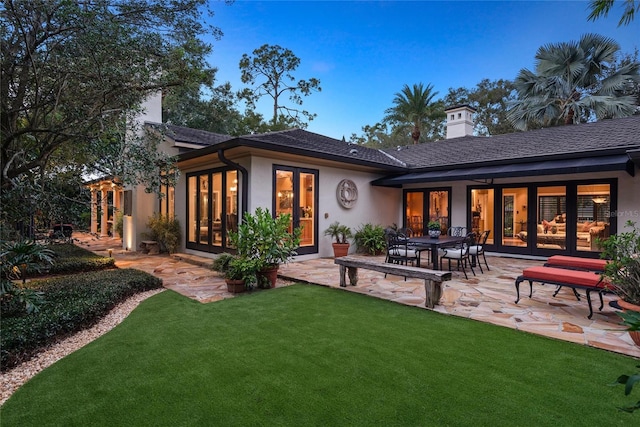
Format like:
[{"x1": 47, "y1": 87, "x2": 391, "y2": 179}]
[{"x1": 337, "y1": 179, "x2": 358, "y2": 209}]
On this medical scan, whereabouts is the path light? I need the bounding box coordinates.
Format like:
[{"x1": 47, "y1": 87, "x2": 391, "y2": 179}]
[{"x1": 108, "y1": 249, "x2": 113, "y2": 257}]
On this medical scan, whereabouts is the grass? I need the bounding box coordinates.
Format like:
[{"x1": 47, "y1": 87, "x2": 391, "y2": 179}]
[{"x1": 1, "y1": 285, "x2": 637, "y2": 426}]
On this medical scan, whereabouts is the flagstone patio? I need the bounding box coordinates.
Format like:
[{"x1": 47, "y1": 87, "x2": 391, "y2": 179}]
[{"x1": 75, "y1": 233, "x2": 640, "y2": 358}]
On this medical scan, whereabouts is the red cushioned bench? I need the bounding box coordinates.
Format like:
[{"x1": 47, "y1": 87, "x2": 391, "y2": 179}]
[
  {"x1": 543, "y1": 256, "x2": 610, "y2": 301},
  {"x1": 544, "y1": 255, "x2": 608, "y2": 272},
  {"x1": 514, "y1": 266, "x2": 614, "y2": 319}
]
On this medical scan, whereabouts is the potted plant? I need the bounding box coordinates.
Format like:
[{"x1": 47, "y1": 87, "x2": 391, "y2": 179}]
[
  {"x1": 600, "y1": 221, "x2": 640, "y2": 344},
  {"x1": 353, "y1": 223, "x2": 386, "y2": 255},
  {"x1": 212, "y1": 253, "x2": 258, "y2": 293},
  {"x1": 428, "y1": 221, "x2": 441, "y2": 238},
  {"x1": 324, "y1": 221, "x2": 353, "y2": 257},
  {"x1": 229, "y1": 207, "x2": 301, "y2": 288}
]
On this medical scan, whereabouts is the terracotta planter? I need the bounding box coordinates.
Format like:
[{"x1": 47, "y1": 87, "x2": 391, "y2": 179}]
[
  {"x1": 332, "y1": 243, "x2": 350, "y2": 258},
  {"x1": 617, "y1": 299, "x2": 640, "y2": 347},
  {"x1": 257, "y1": 265, "x2": 279, "y2": 288},
  {"x1": 225, "y1": 279, "x2": 246, "y2": 294}
]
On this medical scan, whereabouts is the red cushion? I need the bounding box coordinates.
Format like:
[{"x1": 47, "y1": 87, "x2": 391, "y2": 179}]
[
  {"x1": 546, "y1": 255, "x2": 608, "y2": 272},
  {"x1": 522, "y1": 266, "x2": 609, "y2": 289}
]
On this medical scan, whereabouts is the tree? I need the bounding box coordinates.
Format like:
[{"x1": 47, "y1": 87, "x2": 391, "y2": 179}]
[
  {"x1": 588, "y1": 0, "x2": 639, "y2": 26},
  {"x1": 383, "y1": 83, "x2": 445, "y2": 144},
  {"x1": 163, "y1": 71, "x2": 245, "y2": 136},
  {"x1": 1, "y1": 0, "x2": 216, "y2": 229},
  {"x1": 507, "y1": 33, "x2": 640, "y2": 131},
  {"x1": 444, "y1": 79, "x2": 518, "y2": 136},
  {"x1": 238, "y1": 44, "x2": 321, "y2": 128}
]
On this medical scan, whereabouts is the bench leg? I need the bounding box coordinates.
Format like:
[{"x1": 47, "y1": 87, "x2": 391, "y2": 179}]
[
  {"x1": 424, "y1": 279, "x2": 442, "y2": 309},
  {"x1": 339, "y1": 265, "x2": 347, "y2": 287},
  {"x1": 586, "y1": 290, "x2": 594, "y2": 319},
  {"x1": 347, "y1": 267, "x2": 358, "y2": 286}
]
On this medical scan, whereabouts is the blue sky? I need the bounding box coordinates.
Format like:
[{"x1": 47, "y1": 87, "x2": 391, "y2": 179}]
[{"x1": 205, "y1": 1, "x2": 640, "y2": 140}]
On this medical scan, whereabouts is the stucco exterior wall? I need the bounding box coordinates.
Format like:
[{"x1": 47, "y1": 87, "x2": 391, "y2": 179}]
[{"x1": 248, "y1": 155, "x2": 401, "y2": 258}]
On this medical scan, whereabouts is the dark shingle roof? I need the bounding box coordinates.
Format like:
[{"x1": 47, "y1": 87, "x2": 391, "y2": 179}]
[
  {"x1": 384, "y1": 115, "x2": 640, "y2": 169},
  {"x1": 238, "y1": 129, "x2": 406, "y2": 169},
  {"x1": 149, "y1": 122, "x2": 233, "y2": 146}
]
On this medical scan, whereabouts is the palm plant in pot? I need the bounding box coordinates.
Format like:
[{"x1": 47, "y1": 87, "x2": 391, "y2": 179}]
[
  {"x1": 600, "y1": 220, "x2": 640, "y2": 345},
  {"x1": 229, "y1": 207, "x2": 301, "y2": 289},
  {"x1": 324, "y1": 221, "x2": 353, "y2": 257},
  {"x1": 428, "y1": 220, "x2": 441, "y2": 238}
]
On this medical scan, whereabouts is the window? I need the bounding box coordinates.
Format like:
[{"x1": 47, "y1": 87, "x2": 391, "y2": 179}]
[{"x1": 123, "y1": 190, "x2": 132, "y2": 216}]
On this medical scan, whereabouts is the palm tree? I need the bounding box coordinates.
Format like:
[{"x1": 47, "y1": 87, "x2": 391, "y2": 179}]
[
  {"x1": 508, "y1": 33, "x2": 639, "y2": 131},
  {"x1": 384, "y1": 83, "x2": 444, "y2": 144},
  {"x1": 587, "y1": 0, "x2": 638, "y2": 26}
]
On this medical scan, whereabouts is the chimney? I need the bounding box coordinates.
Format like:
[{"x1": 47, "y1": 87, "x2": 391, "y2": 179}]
[{"x1": 445, "y1": 104, "x2": 476, "y2": 139}]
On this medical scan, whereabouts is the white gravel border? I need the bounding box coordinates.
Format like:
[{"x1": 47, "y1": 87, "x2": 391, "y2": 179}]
[{"x1": 1, "y1": 288, "x2": 165, "y2": 406}]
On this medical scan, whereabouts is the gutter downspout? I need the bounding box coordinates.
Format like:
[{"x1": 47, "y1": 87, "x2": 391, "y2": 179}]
[{"x1": 218, "y1": 149, "x2": 248, "y2": 219}]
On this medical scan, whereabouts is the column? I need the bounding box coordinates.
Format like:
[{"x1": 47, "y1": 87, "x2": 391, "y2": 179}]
[
  {"x1": 90, "y1": 188, "x2": 98, "y2": 234},
  {"x1": 100, "y1": 186, "x2": 108, "y2": 237}
]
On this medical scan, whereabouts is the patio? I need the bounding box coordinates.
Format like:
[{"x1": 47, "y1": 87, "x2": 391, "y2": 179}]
[{"x1": 75, "y1": 233, "x2": 640, "y2": 358}]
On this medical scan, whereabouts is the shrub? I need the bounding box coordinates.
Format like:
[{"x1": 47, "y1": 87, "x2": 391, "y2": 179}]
[
  {"x1": 600, "y1": 220, "x2": 640, "y2": 305},
  {"x1": 143, "y1": 213, "x2": 181, "y2": 254},
  {"x1": 353, "y1": 223, "x2": 386, "y2": 255},
  {"x1": 47, "y1": 244, "x2": 115, "y2": 275},
  {"x1": 0, "y1": 269, "x2": 162, "y2": 371}
]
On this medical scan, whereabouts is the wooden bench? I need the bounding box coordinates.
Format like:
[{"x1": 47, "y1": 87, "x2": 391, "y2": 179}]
[
  {"x1": 515, "y1": 266, "x2": 614, "y2": 319},
  {"x1": 334, "y1": 256, "x2": 452, "y2": 308},
  {"x1": 139, "y1": 240, "x2": 159, "y2": 255}
]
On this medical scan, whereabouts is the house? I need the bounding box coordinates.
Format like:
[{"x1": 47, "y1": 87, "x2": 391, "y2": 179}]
[{"x1": 90, "y1": 95, "x2": 640, "y2": 261}]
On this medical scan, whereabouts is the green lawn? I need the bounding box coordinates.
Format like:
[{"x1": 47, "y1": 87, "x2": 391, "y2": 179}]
[{"x1": 1, "y1": 285, "x2": 637, "y2": 426}]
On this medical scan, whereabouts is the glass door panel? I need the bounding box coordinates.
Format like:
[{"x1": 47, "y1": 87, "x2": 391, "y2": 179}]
[
  {"x1": 536, "y1": 186, "x2": 566, "y2": 250},
  {"x1": 299, "y1": 172, "x2": 315, "y2": 247},
  {"x1": 226, "y1": 170, "x2": 238, "y2": 247},
  {"x1": 275, "y1": 170, "x2": 294, "y2": 233},
  {"x1": 198, "y1": 175, "x2": 209, "y2": 245},
  {"x1": 188, "y1": 176, "x2": 197, "y2": 242},
  {"x1": 406, "y1": 192, "x2": 424, "y2": 235},
  {"x1": 210, "y1": 172, "x2": 222, "y2": 247},
  {"x1": 430, "y1": 190, "x2": 449, "y2": 234},
  {"x1": 471, "y1": 189, "x2": 494, "y2": 244},
  {"x1": 502, "y1": 187, "x2": 527, "y2": 247},
  {"x1": 576, "y1": 184, "x2": 610, "y2": 252}
]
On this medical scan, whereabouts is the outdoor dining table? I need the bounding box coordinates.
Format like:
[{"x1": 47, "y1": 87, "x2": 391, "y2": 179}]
[{"x1": 408, "y1": 235, "x2": 465, "y2": 270}]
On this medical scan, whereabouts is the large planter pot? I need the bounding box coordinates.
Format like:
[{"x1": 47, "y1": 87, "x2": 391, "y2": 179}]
[
  {"x1": 618, "y1": 299, "x2": 640, "y2": 347},
  {"x1": 332, "y1": 243, "x2": 350, "y2": 258},
  {"x1": 257, "y1": 265, "x2": 279, "y2": 288},
  {"x1": 225, "y1": 279, "x2": 246, "y2": 294},
  {"x1": 428, "y1": 230, "x2": 441, "y2": 239}
]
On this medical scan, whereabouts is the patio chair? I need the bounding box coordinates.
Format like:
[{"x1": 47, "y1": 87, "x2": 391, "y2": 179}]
[
  {"x1": 447, "y1": 226, "x2": 467, "y2": 237},
  {"x1": 469, "y1": 230, "x2": 490, "y2": 273},
  {"x1": 440, "y1": 232, "x2": 476, "y2": 279},
  {"x1": 384, "y1": 228, "x2": 419, "y2": 279}
]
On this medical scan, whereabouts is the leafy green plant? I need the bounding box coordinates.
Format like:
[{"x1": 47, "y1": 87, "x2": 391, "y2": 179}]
[
  {"x1": 353, "y1": 223, "x2": 386, "y2": 255},
  {"x1": 142, "y1": 214, "x2": 182, "y2": 254},
  {"x1": 428, "y1": 221, "x2": 441, "y2": 231},
  {"x1": 612, "y1": 310, "x2": 640, "y2": 413},
  {"x1": 600, "y1": 220, "x2": 640, "y2": 305},
  {"x1": 211, "y1": 253, "x2": 236, "y2": 274},
  {"x1": 226, "y1": 257, "x2": 259, "y2": 285},
  {"x1": 0, "y1": 240, "x2": 56, "y2": 283},
  {"x1": 114, "y1": 210, "x2": 124, "y2": 237},
  {"x1": 212, "y1": 253, "x2": 258, "y2": 286},
  {"x1": 323, "y1": 221, "x2": 353, "y2": 244},
  {"x1": 229, "y1": 207, "x2": 301, "y2": 268}
]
